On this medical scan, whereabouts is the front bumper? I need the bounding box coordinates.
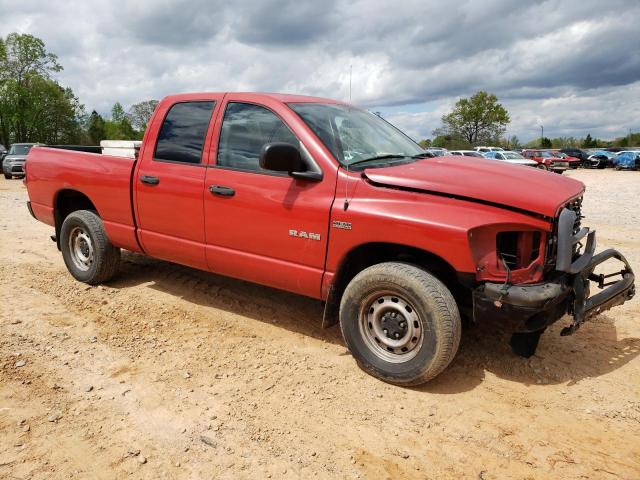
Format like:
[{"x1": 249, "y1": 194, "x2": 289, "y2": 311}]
[
  {"x1": 473, "y1": 208, "x2": 635, "y2": 334},
  {"x1": 3, "y1": 163, "x2": 24, "y2": 175}
]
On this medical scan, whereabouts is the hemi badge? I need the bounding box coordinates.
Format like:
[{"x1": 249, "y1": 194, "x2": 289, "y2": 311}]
[{"x1": 332, "y1": 221, "x2": 352, "y2": 230}]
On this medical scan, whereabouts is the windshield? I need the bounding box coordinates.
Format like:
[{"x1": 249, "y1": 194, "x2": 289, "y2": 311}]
[
  {"x1": 503, "y1": 152, "x2": 525, "y2": 159},
  {"x1": 538, "y1": 151, "x2": 554, "y2": 158},
  {"x1": 288, "y1": 103, "x2": 423, "y2": 167},
  {"x1": 8, "y1": 144, "x2": 33, "y2": 155}
]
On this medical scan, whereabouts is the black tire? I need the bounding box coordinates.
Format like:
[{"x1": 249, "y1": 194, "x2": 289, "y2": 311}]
[
  {"x1": 4, "y1": 173, "x2": 11, "y2": 179},
  {"x1": 60, "y1": 210, "x2": 120, "y2": 284},
  {"x1": 339, "y1": 262, "x2": 461, "y2": 386},
  {"x1": 537, "y1": 164, "x2": 547, "y2": 170}
]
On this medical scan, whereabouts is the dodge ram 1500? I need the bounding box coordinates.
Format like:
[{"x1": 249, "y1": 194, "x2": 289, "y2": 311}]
[{"x1": 25, "y1": 92, "x2": 635, "y2": 385}]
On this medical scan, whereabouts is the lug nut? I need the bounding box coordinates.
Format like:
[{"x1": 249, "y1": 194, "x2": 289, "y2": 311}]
[{"x1": 394, "y1": 333, "x2": 400, "y2": 339}]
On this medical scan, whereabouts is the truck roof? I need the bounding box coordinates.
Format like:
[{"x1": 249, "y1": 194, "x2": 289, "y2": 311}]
[{"x1": 162, "y1": 92, "x2": 345, "y2": 105}]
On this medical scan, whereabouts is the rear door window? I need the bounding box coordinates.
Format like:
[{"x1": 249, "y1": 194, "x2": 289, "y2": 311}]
[{"x1": 155, "y1": 101, "x2": 215, "y2": 164}]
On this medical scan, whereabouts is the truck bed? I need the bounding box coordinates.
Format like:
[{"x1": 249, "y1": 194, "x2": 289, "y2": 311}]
[{"x1": 26, "y1": 146, "x2": 141, "y2": 252}]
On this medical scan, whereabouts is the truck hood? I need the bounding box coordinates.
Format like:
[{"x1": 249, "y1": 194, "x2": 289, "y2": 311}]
[{"x1": 363, "y1": 156, "x2": 584, "y2": 217}]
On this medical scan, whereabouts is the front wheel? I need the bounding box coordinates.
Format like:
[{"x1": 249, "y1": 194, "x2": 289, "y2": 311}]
[
  {"x1": 537, "y1": 163, "x2": 547, "y2": 170},
  {"x1": 60, "y1": 210, "x2": 120, "y2": 284},
  {"x1": 339, "y1": 262, "x2": 461, "y2": 386},
  {"x1": 4, "y1": 173, "x2": 11, "y2": 179}
]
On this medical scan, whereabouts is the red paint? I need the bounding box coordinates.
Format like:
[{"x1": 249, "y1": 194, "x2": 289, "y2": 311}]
[{"x1": 25, "y1": 92, "x2": 587, "y2": 301}]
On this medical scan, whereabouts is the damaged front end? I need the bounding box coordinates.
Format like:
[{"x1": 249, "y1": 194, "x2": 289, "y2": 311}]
[{"x1": 473, "y1": 198, "x2": 635, "y2": 356}]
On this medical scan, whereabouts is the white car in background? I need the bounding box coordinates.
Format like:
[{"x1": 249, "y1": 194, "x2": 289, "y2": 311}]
[
  {"x1": 423, "y1": 147, "x2": 449, "y2": 157},
  {"x1": 474, "y1": 146, "x2": 504, "y2": 153},
  {"x1": 449, "y1": 150, "x2": 485, "y2": 158},
  {"x1": 483, "y1": 150, "x2": 538, "y2": 167}
]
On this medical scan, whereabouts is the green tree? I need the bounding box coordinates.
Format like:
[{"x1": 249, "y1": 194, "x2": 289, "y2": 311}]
[
  {"x1": 418, "y1": 139, "x2": 432, "y2": 148},
  {"x1": 87, "y1": 110, "x2": 106, "y2": 144},
  {"x1": 507, "y1": 135, "x2": 521, "y2": 150},
  {"x1": 438, "y1": 91, "x2": 510, "y2": 145},
  {"x1": 111, "y1": 102, "x2": 126, "y2": 122},
  {"x1": 540, "y1": 137, "x2": 552, "y2": 148},
  {"x1": 104, "y1": 102, "x2": 138, "y2": 140},
  {"x1": 127, "y1": 99, "x2": 159, "y2": 131},
  {"x1": 582, "y1": 133, "x2": 596, "y2": 148},
  {"x1": 430, "y1": 133, "x2": 472, "y2": 150},
  {"x1": 551, "y1": 137, "x2": 578, "y2": 148},
  {"x1": 0, "y1": 32, "x2": 83, "y2": 146}
]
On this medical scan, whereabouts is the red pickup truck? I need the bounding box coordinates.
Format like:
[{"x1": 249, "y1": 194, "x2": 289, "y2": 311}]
[
  {"x1": 25, "y1": 92, "x2": 635, "y2": 385},
  {"x1": 521, "y1": 149, "x2": 572, "y2": 173}
]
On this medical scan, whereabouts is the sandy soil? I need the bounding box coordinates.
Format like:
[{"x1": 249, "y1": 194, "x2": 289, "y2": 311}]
[{"x1": 1, "y1": 169, "x2": 639, "y2": 479}]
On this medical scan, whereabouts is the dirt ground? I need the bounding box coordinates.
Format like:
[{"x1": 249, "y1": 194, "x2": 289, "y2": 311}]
[{"x1": 1, "y1": 169, "x2": 639, "y2": 479}]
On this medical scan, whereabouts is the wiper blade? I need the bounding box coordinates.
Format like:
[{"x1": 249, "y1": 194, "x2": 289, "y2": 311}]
[
  {"x1": 348, "y1": 154, "x2": 409, "y2": 167},
  {"x1": 411, "y1": 152, "x2": 435, "y2": 158}
]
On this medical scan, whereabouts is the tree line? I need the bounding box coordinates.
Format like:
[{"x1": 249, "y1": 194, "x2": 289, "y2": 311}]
[
  {"x1": 420, "y1": 90, "x2": 637, "y2": 150},
  {"x1": 0, "y1": 33, "x2": 157, "y2": 147}
]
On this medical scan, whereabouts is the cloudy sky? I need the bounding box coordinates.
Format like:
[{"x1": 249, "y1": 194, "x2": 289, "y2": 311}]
[{"x1": 2, "y1": 0, "x2": 639, "y2": 142}]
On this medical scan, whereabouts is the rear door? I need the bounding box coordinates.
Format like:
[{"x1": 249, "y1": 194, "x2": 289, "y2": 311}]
[
  {"x1": 202, "y1": 95, "x2": 338, "y2": 298},
  {"x1": 134, "y1": 96, "x2": 222, "y2": 270}
]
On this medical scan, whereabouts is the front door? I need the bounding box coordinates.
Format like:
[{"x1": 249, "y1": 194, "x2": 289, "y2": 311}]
[
  {"x1": 203, "y1": 97, "x2": 337, "y2": 298},
  {"x1": 135, "y1": 98, "x2": 220, "y2": 270}
]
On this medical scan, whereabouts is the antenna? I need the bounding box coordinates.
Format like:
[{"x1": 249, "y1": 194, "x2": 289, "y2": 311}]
[{"x1": 344, "y1": 64, "x2": 353, "y2": 210}]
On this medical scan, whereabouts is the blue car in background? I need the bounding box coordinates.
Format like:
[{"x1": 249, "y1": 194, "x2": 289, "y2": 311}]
[{"x1": 614, "y1": 151, "x2": 640, "y2": 170}]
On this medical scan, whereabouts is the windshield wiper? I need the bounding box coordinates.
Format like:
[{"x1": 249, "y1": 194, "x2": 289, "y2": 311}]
[
  {"x1": 347, "y1": 154, "x2": 409, "y2": 167},
  {"x1": 411, "y1": 152, "x2": 435, "y2": 158}
]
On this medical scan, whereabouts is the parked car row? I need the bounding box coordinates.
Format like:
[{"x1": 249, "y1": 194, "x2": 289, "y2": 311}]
[{"x1": 423, "y1": 145, "x2": 640, "y2": 172}]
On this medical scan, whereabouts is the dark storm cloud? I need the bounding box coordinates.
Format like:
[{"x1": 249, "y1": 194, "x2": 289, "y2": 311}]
[
  {"x1": 232, "y1": 0, "x2": 339, "y2": 46},
  {"x1": 1, "y1": 0, "x2": 639, "y2": 140},
  {"x1": 115, "y1": 1, "x2": 227, "y2": 47}
]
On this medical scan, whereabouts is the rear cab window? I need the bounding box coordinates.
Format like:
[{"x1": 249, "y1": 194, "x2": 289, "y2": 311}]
[{"x1": 154, "y1": 101, "x2": 215, "y2": 165}]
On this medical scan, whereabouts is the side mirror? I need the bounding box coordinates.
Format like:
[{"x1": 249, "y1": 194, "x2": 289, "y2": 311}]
[
  {"x1": 260, "y1": 142, "x2": 323, "y2": 181},
  {"x1": 260, "y1": 142, "x2": 303, "y2": 173}
]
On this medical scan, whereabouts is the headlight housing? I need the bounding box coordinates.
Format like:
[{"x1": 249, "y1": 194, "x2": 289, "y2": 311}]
[{"x1": 469, "y1": 226, "x2": 547, "y2": 284}]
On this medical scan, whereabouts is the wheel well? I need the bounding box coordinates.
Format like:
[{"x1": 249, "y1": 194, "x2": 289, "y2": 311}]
[
  {"x1": 323, "y1": 242, "x2": 471, "y2": 327},
  {"x1": 54, "y1": 189, "x2": 97, "y2": 247}
]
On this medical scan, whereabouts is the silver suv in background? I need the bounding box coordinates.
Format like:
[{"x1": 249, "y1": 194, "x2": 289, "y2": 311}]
[{"x1": 3, "y1": 143, "x2": 36, "y2": 179}]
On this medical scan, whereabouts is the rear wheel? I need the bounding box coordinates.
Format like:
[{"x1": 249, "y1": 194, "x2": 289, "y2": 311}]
[
  {"x1": 339, "y1": 262, "x2": 461, "y2": 386},
  {"x1": 60, "y1": 210, "x2": 120, "y2": 284},
  {"x1": 537, "y1": 163, "x2": 547, "y2": 170},
  {"x1": 4, "y1": 173, "x2": 11, "y2": 179}
]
